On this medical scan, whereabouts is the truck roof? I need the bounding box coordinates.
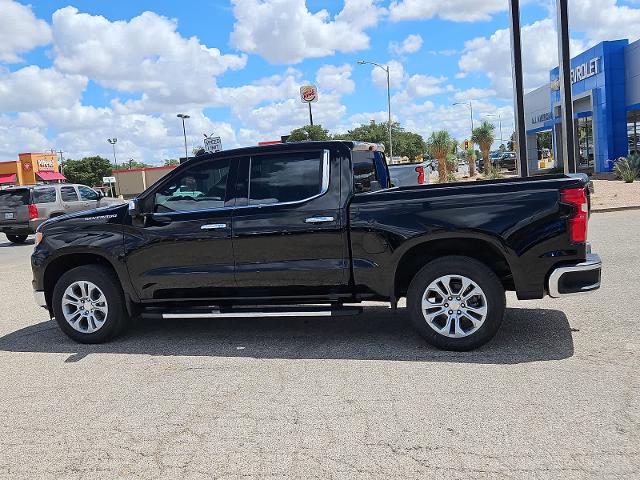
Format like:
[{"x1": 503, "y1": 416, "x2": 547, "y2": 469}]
[{"x1": 184, "y1": 140, "x2": 384, "y2": 165}]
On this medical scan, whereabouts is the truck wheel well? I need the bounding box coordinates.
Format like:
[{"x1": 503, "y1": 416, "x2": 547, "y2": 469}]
[
  {"x1": 394, "y1": 239, "x2": 514, "y2": 299},
  {"x1": 44, "y1": 254, "x2": 118, "y2": 304}
]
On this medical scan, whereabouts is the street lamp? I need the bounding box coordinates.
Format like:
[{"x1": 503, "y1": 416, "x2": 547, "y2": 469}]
[
  {"x1": 357, "y1": 60, "x2": 393, "y2": 161},
  {"x1": 177, "y1": 114, "x2": 190, "y2": 161},
  {"x1": 106, "y1": 138, "x2": 119, "y2": 197},
  {"x1": 484, "y1": 113, "x2": 503, "y2": 146},
  {"x1": 453, "y1": 101, "x2": 475, "y2": 149}
]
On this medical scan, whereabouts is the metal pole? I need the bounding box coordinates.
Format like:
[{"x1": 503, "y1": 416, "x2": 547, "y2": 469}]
[
  {"x1": 508, "y1": 0, "x2": 529, "y2": 177},
  {"x1": 386, "y1": 66, "x2": 393, "y2": 162},
  {"x1": 308, "y1": 102, "x2": 314, "y2": 126},
  {"x1": 556, "y1": 0, "x2": 577, "y2": 173},
  {"x1": 181, "y1": 118, "x2": 188, "y2": 160}
]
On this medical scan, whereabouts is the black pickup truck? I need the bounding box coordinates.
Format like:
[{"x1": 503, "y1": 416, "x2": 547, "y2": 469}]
[{"x1": 31, "y1": 141, "x2": 601, "y2": 350}]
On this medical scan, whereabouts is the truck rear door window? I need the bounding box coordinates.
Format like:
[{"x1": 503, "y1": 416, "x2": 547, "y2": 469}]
[
  {"x1": 352, "y1": 152, "x2": 378, "y2": 193},
  {"x1": 33, "y1": 188, "x2": 57, "y2": 203},
  {"x1": 248, "y1": 152, "x2": 322, "y2": 205},
  {"x1": 0, "y1": 190, "x2": 30, "y2": 207}
]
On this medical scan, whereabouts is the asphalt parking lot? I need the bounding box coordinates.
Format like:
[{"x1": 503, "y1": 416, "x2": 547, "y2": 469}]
[{"x1": 0, "y1": 210, "x2": 638, "y2": 479}]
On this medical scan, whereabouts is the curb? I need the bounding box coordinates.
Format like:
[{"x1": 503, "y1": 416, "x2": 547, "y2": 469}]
[{"x1": 592, "y1": 205, "x2": 640, "y2": 214}]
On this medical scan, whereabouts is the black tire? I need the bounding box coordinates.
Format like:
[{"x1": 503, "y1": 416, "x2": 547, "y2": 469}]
[
  {"x1": 52, "y1": 265, "x2": 129, "y2": 343},
  {"x1": 406, "y1": 256, "x2": 506, "y2": 351},
  {"x1": 6, "y1": 234, "x2": 28, "y2": 244}
]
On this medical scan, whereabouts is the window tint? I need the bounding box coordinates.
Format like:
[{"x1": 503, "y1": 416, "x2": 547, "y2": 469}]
[
  {"x1": 249, "y1": 152, "x2": 322, "y2": 205},
  {"x1": 60, "y1": 186, "x2": 78, "y2": 202},
  {"x1": 78, "y1": 186, "x2": 99, "y2": 201},
  {"x1": 33, "y1": 188, "x2": 56, "y2": 204},
  {"x1": 155, "y1": 159, "x2": 230, "y2": 213},
  {"x1": 352, "y1": 152, "x2": 378, "y2": 193},
  {"x1": 0, "y1": 190, "x2": 30, "y2": 207}
]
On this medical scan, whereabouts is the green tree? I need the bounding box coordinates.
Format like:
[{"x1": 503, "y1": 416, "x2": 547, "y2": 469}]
[
  {"x1": 471, "y1": 121, "x2": 496, "y2": 173},
  {"x1": 427, "y1": 130, "x2": 455, "y2": 183},
  {"x1": 334, "y1": 121, "x2": 425, "y2": 161},
  {"x1": 163, "y1": 158, "x2": 180, "y2": 167},
  {"x1": 63, "y1": 156, "x2": 112, "y2": 187},
  {"x1": 125, "y1": 159, "x2": 150, "y2": 169},
  {"x1": 288, "y1": 125, "x2": 330, "y2": 142}
]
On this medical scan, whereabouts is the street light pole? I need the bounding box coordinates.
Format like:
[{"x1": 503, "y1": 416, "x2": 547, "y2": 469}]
[
  {"x1": 107, "y1": 138, "x2": 119, "y2": 196},
  {"x1": 177, "y1": 114, "x2": 190, "y2": 161},
  {"x1": 484, "y1": 113, "x2": 503, "y2": 145},
  {"x1": 357, "y1": 60, "x2": 393, "y2": 161}
]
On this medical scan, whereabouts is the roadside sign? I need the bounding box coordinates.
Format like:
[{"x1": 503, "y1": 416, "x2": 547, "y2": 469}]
[
  {"x1": 300, "y1": 85, "x2": 318, "y2": 103},
  {"x1": 103, "y1": 176, "x2": 116, "y2": 184},
  {"x1": 204, "y1": 135, "x2": 222, "y2": 153}
]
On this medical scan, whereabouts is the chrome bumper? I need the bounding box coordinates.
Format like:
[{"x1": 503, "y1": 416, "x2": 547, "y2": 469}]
[
  {"x1": 548, "y1": 253, "x2": 602, "y2": 298},
  {"x1": 33, "y1": 290, "x2": 47, "y2": 308}
]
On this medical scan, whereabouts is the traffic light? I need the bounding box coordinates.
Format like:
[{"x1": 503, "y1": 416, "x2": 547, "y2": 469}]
[{"x1": 464, "y1": 140, "x2": 469, "y2": 149}]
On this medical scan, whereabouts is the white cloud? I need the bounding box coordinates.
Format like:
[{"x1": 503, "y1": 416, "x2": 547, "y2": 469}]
[
  {"x1": 229, "y1": 0, "x2": 384, "y2": 64},
  {"x1": 316, "y1": 64, "x2": 355, "y2": 95},
  {"x1": 51, "y1": 6, "x2": 246, "y2": 105},
  {"x1": 370, "y1": 59, "x2": 405, "y2": 89},
  {"x1": 389, "y1": 34, "x2": 423, "y2": 55},
  {"x1": 0, "y1": 0, "x2": 51, "y2": 63},
  {"x1": 404, "y1": 74, "x2": 451, "y2": 98},
  {"x1": 453, "y1": 88, "x2": 496, "y2": 102},
  {"x1": 0, "y1": 66, "x2": 87, "y2": 111},
  {"x1": 389, "y1": 0, "x2": 506, "y2": 22},
  {"x1": 570, "y1": 0, "x2": 640, "y2": 43}
]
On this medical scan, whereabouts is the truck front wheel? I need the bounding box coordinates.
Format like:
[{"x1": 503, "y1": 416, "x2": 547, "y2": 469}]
[
  {"x1": 52, "y1": 265, "x2": 129, "y2": 343},
  {"x1": 406, "y1": 256, "x2": 505, "y2": 351}
]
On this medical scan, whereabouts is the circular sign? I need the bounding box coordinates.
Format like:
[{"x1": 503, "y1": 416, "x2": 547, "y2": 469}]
[{"x1": 300, "y1": 85, "x2": 318, "y2": 103}]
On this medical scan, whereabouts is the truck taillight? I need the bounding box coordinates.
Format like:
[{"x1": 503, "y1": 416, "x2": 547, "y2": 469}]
[
  {"x1": 561, "y1": 188, "x2": 588, "y2": 243},
  {"x1": 415, "y1": 166, "x2": 425, "y2": 184},
  {"x1": 28, "y1": 204, "x2": 38, "y2": 220}
]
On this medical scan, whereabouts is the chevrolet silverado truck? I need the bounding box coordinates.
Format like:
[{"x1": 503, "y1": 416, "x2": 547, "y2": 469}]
[{"x1": 31, "y1": 141, "x2": 602, "y2": 351}]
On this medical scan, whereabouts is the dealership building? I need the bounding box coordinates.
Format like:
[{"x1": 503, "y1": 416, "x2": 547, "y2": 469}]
[{"x1": 525, "y1": 38, "x2": 640, "y2": 173}]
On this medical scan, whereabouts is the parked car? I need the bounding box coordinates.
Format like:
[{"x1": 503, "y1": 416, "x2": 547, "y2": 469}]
[
  {"x1": 32, "y1": 141, "x2": 601, "y2": 351},
  {"x1": 492, "y1": 151, "x2": 517, "y2": 171},
  {"x1": 1, "y1": 184, "x2": 122, "y2": 243}
]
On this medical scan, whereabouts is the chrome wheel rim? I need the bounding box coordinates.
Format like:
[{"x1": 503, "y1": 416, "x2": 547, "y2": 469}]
[
  {"x1": 421, "y1": 275, "x2": 488, "y2": 338},
  {"x1": 61, "y1": 281, "x2": 108, "y2": 334}
]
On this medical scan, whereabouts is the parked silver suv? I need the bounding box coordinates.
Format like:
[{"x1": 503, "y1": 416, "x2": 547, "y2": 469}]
[{"x1": 0, "y1": 184, "x2": 122, "y2": 243}]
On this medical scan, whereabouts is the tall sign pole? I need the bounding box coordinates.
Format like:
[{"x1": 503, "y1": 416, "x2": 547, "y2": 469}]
[
  {"x1": 556, "y1": 0, "x2": 577, "y2": 173},
  {"x1": 508, "y1": 0, "x2": 529, "y2": 177},
  {"x1": 300, "y1": 85, "x2": 318, "y2": 127}
]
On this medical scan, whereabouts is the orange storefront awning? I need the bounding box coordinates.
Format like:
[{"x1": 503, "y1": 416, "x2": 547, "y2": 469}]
[
  {"x1": 36, "y1": 171, "x2": 66, "y2": 181},
  {"x1": 0, "y1": 173, "x2": 17, "y2": 184}
]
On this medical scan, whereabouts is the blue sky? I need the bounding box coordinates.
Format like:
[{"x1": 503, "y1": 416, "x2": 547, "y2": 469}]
[{"x1": 1, "y1": 0, "x2": 638, "y2": 163}]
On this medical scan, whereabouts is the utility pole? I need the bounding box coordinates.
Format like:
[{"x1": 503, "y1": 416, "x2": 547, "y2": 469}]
[
  {"x1": 556, "y1": 0, "x2": 577, "y2": 173},
  {"x1": 357, "y1": 60, "x2": 393, "y2": 161},
  {"x1": 453, "y1": 101, "x2": 475, "y2": 149},
  {"x1": 107, "y1": 138, "x2": 120, "y2": 196},
  {"x1": 177, "y1": 114, "x2": 190, "y2": 161}
]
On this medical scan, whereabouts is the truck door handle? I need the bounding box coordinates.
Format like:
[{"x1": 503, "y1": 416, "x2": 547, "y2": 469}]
[
  {"x1": 201, "y1": 223, "x2": 227, "y2": 230},
  {"x1": 305, "y1": 216, "x2": 335, "y2": 224}
]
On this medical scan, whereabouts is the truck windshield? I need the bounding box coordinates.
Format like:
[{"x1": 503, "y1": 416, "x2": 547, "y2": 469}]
[{"x1": 0, "y1": 189, "x2": 30, "y2": 208}]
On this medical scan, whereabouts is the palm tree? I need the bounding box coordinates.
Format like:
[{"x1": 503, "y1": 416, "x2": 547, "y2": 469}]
[
  {"x1": 427, "y1": 130, "x2": 454, "y2": 182},
  {"x1": 466, "y1": 146, "x2": 476, "y2": 177},
  {"x1": 471, "y1": 121, "x2": 496, "y2": 173}
]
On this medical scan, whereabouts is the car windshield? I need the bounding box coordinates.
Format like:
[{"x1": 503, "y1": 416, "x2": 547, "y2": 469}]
[{"x1": 0, "y1": 189, "x2": 30, "y2": 208}]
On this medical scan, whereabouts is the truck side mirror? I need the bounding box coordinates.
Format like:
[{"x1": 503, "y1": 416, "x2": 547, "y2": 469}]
[{"x1": 128, "y1": 198, "x2": 141, "y2": 218}]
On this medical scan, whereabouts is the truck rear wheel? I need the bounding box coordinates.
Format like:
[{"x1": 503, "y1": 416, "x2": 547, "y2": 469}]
[
  {"x1": 406, "y1": 256, "x2": 505, "y2": 351},
  {"x1": 52, "y1": 265, "x2": 129, "y2": 344},
  {"x1": 6, "y1": 234, "x2": 28, "y2": 244}
]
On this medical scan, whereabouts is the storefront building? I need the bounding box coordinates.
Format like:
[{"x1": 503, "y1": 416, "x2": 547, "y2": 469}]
[
  {"x1": 0, "y1": 152, "x2": 66, "y2": 187},
  {"x1": 525, "y1": 38, "x2": 640, "y2": 173}
]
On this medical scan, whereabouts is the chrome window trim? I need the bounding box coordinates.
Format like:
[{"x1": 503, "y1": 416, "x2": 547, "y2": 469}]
[{"x1": 152, "y1": 149, "x2": 330, "y2": 216}]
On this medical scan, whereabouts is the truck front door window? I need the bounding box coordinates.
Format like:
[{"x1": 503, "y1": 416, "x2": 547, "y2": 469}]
[
  {"x1": 248, "y1": 152, "x2": 322, "y2": 205},
  {"x1": 155, "y1": 159, "x2": 230, "y2": 212}
]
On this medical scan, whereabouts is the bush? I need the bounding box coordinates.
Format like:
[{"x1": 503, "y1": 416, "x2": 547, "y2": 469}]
[
  {"x1": 484, "y1": 166, "x2": 503, "y2": 180},
  {"x1": 614, "y1": 156, "x2": 640, "y2": 183}
]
